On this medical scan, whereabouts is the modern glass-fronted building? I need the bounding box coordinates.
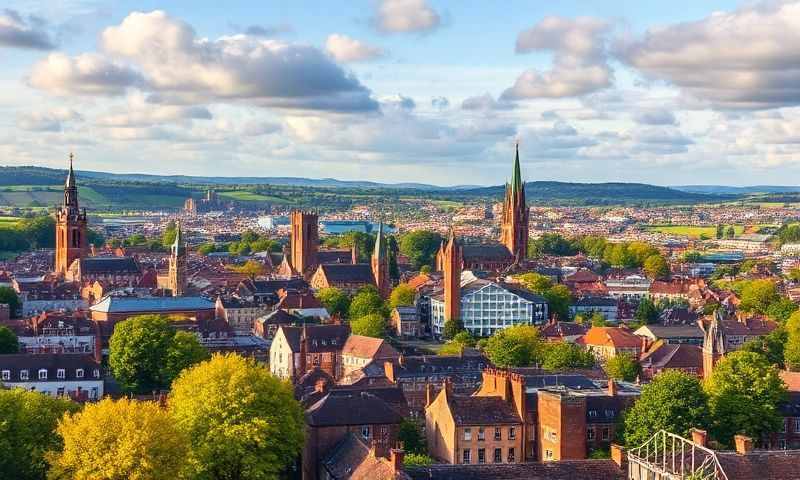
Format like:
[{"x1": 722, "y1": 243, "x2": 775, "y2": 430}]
[{"x1": 429, "y1": 278, "x2": 548, "y2": 337}]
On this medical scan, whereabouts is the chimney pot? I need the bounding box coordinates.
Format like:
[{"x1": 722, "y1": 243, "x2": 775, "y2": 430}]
[
  {"x1": 390, "y1": 448, "x2": 404, "y2": 474},
  {"x1": 610, "y1": 444, "x2": 626, "y2": 469},
  {"x1": 734, "y1": 434, "x2": 753, "y2": 455},
  {"x1": 690, "y1": 428, "x2": 708, "y2": 447},
  {"x1": 608, "y1": 378, "x2": 618, "y2": 396}
]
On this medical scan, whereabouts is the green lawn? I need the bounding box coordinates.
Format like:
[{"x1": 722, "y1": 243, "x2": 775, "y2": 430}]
[
  {"x1": 0, "y1": 216, "x2": 20, "y2": 226},
  {"x1": 645, "y1": 225, "x2": 747, "y2": 238}
]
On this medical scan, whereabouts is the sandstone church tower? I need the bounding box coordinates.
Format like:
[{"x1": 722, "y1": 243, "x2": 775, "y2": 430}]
[
  {"x1": 55, "y1": 153, "x2": 87, "y2": 275},
  {"x1": 371, "y1": 222, "x2": 390, "y2": 298},
  {"x1": 168, "y1": 221, "x2": 187, "y2": 296},
  {"x1": 702, "y1": 310, "x2": 726, "y2": 379},
  {"x1": 443, "y1": 229, "x2": 463, "y2": 323},
  {"x1": 290, "y1": 210, "x2": 319, "y2": 277},
  {"x1": 500, "y1": 144, "x2": 529, "y2": 263}
]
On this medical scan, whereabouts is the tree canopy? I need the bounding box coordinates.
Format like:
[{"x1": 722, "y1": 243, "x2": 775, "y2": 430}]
[
  {"x1": 483, "y1": 324, "x2": 543, "y2": 367},
  {"x1": 738, "y1": 279, "x2": 780, "y2": 315},
  {"x1": 604, "y1": 353, "x2": 640, "y2": 382},
  {"x1": 169, "y1": 354, "x2": 304, "y2": 480},
  {"x1": 49, "y1": 398, "x2": 187, "y2": 480},
  {"x1": 541, "y1": 342, "x2": 595, "y2": 370},
  {"x1": 389, "y1": 283, "x2": 416, "y2": 309},
  {"x1": 351, "y1": 313, "x2": 387, "y2": 338},
  {"x1": 0, "y1": 389, "x2": 78, "y2": 480},
  {"x1": 348, "y1": 286, "x2": 387, "y2": 319},
  {"x1": 316, "y1": 287, "x2": 351, "y2": 318},
  {"x1": 0, "y1": 286, "x2": 21, "y2": 319},
  {"x1": 399, "y1": 230, "x2": 443, "y2": 270},
  {"x1": 621, "y1": 371, "x2": 710, "y2": 448},
  {"x1": 0, "y1": 325, "x2": 19, "y2": 354}
]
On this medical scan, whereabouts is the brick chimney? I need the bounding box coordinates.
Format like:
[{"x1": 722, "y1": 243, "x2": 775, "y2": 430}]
[
  {"x1": 384, "y1": 360, "x2": 395, "y2": 383},
  {"x1": 610, "y1": 444, "x2": 626, "y2": 469},
  {"x1": 734, "y1": 435, "x2": 753, "y2": 455},
  {"x1": 690, "y1": 428, "x2": 708, "y2": 447},
  {"x1": 390, "y1": 448, "x2": 405, "y2": 474},
  {"x1": 608, "y1": 378, "x2": 617, "y2": 396}
]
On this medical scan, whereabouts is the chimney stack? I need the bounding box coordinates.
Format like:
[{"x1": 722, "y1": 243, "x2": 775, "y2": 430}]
[
  {"x1": 690, "y1": 428, "x2": 708, "y2": 447},
  {"x1": 390, "y1": 448, "x2": 405, "y2": 474},
  {"x1": 608, "y1": 378, "x2": 618, "y2": 396},
  {"x1": 610, "y1": 444, "x2": 626, "y2": 469},
  {"x1": 734, "y1": 435, "x2": 753, "y2": 455},
  {"x1": 384, "y1": 360, "x2": 396, "y2": 383},
  {"x1": 425, "y1": 383, "x2": 434, "y2": 408}
]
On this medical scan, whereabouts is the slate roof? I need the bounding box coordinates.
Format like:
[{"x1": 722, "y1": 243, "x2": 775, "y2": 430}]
[
  {"x1": 306, "y1": 390, "x2": 403, "y2": 427},
  {"x1": 640, "y1": 343, "x2": 702, "y2": 370},
  {"x1": 90, "y1": 295, "x2": 214, "y2": 313},
  {"x1": 322, "y1": 433, "x2": 411, "y2": 480},
  {"x1": 716, "y1": 450, "x2": 800, "y2": 480},
  {"x1": 391, "y1": 355, "x2": 491, "y2": 378},
  {"x1": 79, "y1": 257, "x2": 140, "y2": 274},
  {"x1": 279, "y1": 324, "x2": 351, "y2": 353},
  {"x1": 0, "y1": 353, "x2": 101, "y2": 382},
  {"x1": 318, "y1": 249, "x2": 353, "y2": 264},
  {"x1": 461, "y1": 243, "x2": 513, "y2": 261},
  {"x1": 635, "y1": 324, "x2": 704, "y2": 340},
  {"x1": 447, "y1": 394, "x2": 522, "y2": 425},
  {"x1": 573, "y1": 296, "x2": 618, "y2": 307},
  {"x1": 406, "y1": 461, "x2": 625, "y2": 480},
  {"x1": 319, "y1": 264, "x2": 374, "y2": 283}
]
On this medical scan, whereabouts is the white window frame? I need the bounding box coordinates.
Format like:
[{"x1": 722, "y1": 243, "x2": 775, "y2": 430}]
[
  {"x1": 76, "y1": 368, "x2": 84, "y2": 378},
  {"x1": 20, "y1": 369, "x2": 29, "y2": 380},
  {"x1": 57, "y1": 369, "x2": 65, "y2": 379},
  {"x1": 38, "y1": 369, "x2": 47, "y2": 380},
  {"x1": 464, "y1": 427, "x2": 472, "y2": 441},
  {"x1": 1, "y1": 370, "x2": 9, "y2": 381}
]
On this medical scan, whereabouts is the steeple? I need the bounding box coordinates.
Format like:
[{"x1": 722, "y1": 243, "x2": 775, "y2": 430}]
[
  {"x1": 55, "y1": 152, "x2": 87, "y2": 275},
  {"x1": 500, "y1": 144, "x2": 529, "y2": 262},
  {"x1": 371, "y1": 221, "x2": 390, "y2": 298},
  {"x1": 702, "y1": 309, "x2": 726, "y2": 379},
  {"x1": 374, "y1": 222, "x2": 385, "y2": 259},
  {"x1": 168, "y1": 221, "x2": 187, "y2": 296},
  {"x1": 66, "y1": 152, "x2": 76, "y2": 188},
  {"x1": 511, "y1": 142, "x2": 522, "y2": 195},
  {"x1": 63, "y1": 152, "x2": 79, "y2": 210}
]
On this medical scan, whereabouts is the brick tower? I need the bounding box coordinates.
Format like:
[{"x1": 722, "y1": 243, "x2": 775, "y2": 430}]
[
  {"x1": 443, "y1": 229, "x2": 462, "y2": 323},
  {"x1": 290, "y1": 210, "x2": 319, "y2": 277},
  {"x1": 371, "y1": 222, "x2": 390, "y2": 298},
  {"x1": 500, "y1": 143, "x2": 529, "y2": 263},
  {"x1": 55, "y1": 153, "x2": 87, "y2": 275},
  {"x1": 702, "y1": 310, "x2": 726, "y2": 379},
  {"x1": 168, "y1": 221, "x2": 187, "y2": 296}
]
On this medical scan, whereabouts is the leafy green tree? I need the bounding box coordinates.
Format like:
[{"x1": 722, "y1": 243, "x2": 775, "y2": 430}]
[
  {"x1": 163, "y1": 331, "x2": 211, "y2": 385},
  {"x1": 725, "y1": 226, "x2": 735, "y2": 239},
  {"x1": 240, "y1": 230, "x2": 259, "y2": 244},
  {"x1": 443, "y1": 317, "x2": 465, "y2": 340},
  {"x1": 403, "y1": 454, "x2": 434, "y2": 468},
  {"x1": 541, "y1": 342, "x2": 595, "y2": 370},
  {"x1": 86, "y1": 228, "x2": 105, "y2": 248},
  {"x1": 162, "y1": 220, "x2": 178, "y2": 249},
  {"x1": 543, "y1": 284, "x2": 572, "y2": 320},
  {"x1": 682, "y1": 250, "x2": 703, "y2": 263},
  {"x1": 17, "y1": 215, "x2": 55, "y2": 248},
  {"x1": 514, "y1": 272, "x2": 553, "y2": 293},
  {"x1": 705, "y1": 351, "x2": 787, "y2": 446},
  {"x1": 741, "y1": 327, "x2": 787, "y2": 368},
  {"x1": 109, "y1": 315, "x2": 208, "y2": 393},
  {"x1": 621, "y1": 371, "x2": 709, "y2": 448},
  {"x1": 739, "y1": 279, "x2": 780, "y2": 315},
  {"x1": 438, "y1": 331, "x2": 476, "y2": 355},
  {"x1": 351, "y1": 313, "x2": 387, "y2": 338},
  {"x1": 590, "y1": 312, "x2": 608, "y2": 327},
  {"x1": 604, "y1": 243, "x2": 635, "y2": 268},
  {"x1": 316, "y1": 287, "x2": 351, "y2": 318},
  {"x1": 49, "y1": 398, "x2": 187, "y2": 480},
  {"x1": 530, "y1": 233, "x2": 578, "y2": 257},
  {"x1": 197, "y1": 243, "x2": 218, "y2": 255},
  {"x1": 643, "y1": 255, "x2": 670, "y2": 280},
  {"x1": 627, "y1": 241, "x2": 660, "y2": 266},
  {"x1": 577, "y1": 235, "x2": 608, "y2": 258},
  {"x1": 0, "y1": 389, "x2": 79, "y2": 480},
  {"x1": 785, "y1": 312, "x2": 800, "y2": 371},
  {"x1": 634, "y1": 298, "x2": 660, "y2": 325},
  {"x1": 604, "y1": 353, "x2": 640, "y2": 381},
  {"x1": 766, "y1": 297, "x2": 798, "y2": 323},
  {"x1": 483, "y1": 324, "x2": 543, "y2": 367},
  {"x1": 0, "y1": 286, "x2": 20, "y2": 318},
  {"x1": 419, "y1": 265, "x2": 432, "y2": 274},
  {"x1": 233, "y1": 259, "x2": 266, "y2": 279},
  {"x1": 398, "y1": 418, "x2": 426, "y2": 454},
  {"x1": 788, "y1": 267, "x2": 800, "y2": 283},
  {"x1": 389, "y1": 283, "x2": 416, "y2": 309},
  {"x1": 0, "y1": 325, "x2": 19, "y2": 353},
  {"x1": 249, "y1": 238, "x2": 280, "y2": 253},
  {"x1": 348, "y1": 286, "x2": 387, "y2": 319},
  {"x1": 169, "y1": 354, "x2": 304, "y2": 480},
  {"x1": 399, "y1": 230, "x2": 443, "y2": 270},
  {"x1": 325, "y1": 231, "x2": 375, "y2": 263},
  {"x1": 716, "y1": 224, "x2": 724, "y2": 239}
]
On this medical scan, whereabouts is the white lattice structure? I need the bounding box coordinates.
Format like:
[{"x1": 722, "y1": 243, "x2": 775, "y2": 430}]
[{"x1": 627, "y1": 430, "x2": 728, "y2": 480}]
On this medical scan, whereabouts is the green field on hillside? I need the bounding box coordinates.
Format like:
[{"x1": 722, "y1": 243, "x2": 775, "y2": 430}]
[
  {"x1": 0, "y1": 216, "x2": 20, "y2": 226},
  {"x1": 645, "y1": 225, "x2": 748, "y2": 238},
  {"x1": 217, "y1": 190, "x2": 291, "y2": 203}
]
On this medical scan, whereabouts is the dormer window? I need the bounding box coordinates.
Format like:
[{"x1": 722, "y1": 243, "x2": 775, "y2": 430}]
[
  {"x1": 20, "y1": 369, "x2": 29, "y2": 381},
  {"x1": 57, "y1": 369, "x2": 65, "y2": 379},
  {"x1": 76, "y1": 369, "x2": 84, "y2": 378},
  {"x1": 1, "y1": 370, "x2": 9, "y2": 381},
  {"x1": 38, "y1": 369, "x2": 48, "y2": 380},
  {"x1": 93, "y1": 369, "x2": 100, "y2": 379}
]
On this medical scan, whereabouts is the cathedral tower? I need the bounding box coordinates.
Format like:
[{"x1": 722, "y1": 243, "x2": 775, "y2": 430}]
[
  {"x1": 168, "y1": 221, "x2": 187, "y2": 296},
  {"x1": 443, "y1": 229, "x2": 462, "y2": 323},
  {"x1": 290, "y1": 210, "x2": 319, "y2": 277},
  {"x1": 55, "y1": 153, "x2": 87, "y2": 275},
  {"x1": 702, "y1": 310, "x2": 726, "y2": 379},
  {"x1": 500, "y1": 144, "x2": 529, "y2": 263},
  {"x1": 371, "y1": 222, "x2": 390, "y2": 298}
]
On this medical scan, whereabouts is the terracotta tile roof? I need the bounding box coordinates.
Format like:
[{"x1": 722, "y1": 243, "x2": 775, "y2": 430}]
[
  {"x1": 447, "y1": 394, "x2": 522, "y2": 426},
  {"x1": 407, "y1": 274, "x2": 432, "y2": 290},
  {"x1": 342, "y1": 335, "x2": 400, "y2": 360},
  {"x1": 578, "y1": 327, "x2": 641, "y2": 349},
  {"x1": 406, "y1": 461, "x2": 625, "y2": 479},
  {"x1": 565, "y1": 270, "x2": 600, "y2": 283},
  {"x1": 780, "y1": 370, "x2": 800, "y2": 392},
  {"x1": 323, "y1": 433, "x2": 411, "y2": 480},
  {"x1": 717, "y1": 451, "x2": 800, "y2": 480},
  {"x1": 640, "y1": 343, "x2": 702, "y2": 370},
  {"x1": 649, "y1": 280, "x2": 691, "y2": 295}
]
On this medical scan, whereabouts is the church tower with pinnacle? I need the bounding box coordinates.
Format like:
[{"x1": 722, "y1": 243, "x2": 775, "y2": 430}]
[
  {"x1": 500, "y1": 144, "x2": 529, "y2": 263},
  {"x1": 371, "y1": 222, "x2": 391, "y2": 298},
  {"x1": 55, "y1": 153, "x2": 87, "y2": 275},
  {"x1": 168, "y1": 221, "x2": 187, "y2": 296}
]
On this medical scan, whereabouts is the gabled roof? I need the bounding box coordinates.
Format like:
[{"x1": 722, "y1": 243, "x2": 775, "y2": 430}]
[
  {"x1": 79, "y1": 257, "x2": 140, "y2": 274},
  {"x1": 306, "y1": 389, "x2": 402, "y2": 427},
  {"x1": 446, "y1": 394, "x2": 522, "y2": 426},
  {"x1": 578, "y1": 327, "x2": 640, "y2": 349},
  {"x1": 318, "y1": 264, "x2": 374, "y2": 283},
  {"x1": 89, "y1": 295, "x2": 214, "y2": 313},
  {"x1": 322, "y1": 433, "x2": 411, "y2": 480},
  {"x1": 461, "y1": 243, "x2": 513, "y2": 261},
  {"x1": 278, "y1": 324, "x2": 350, "y2": 353},
  {"x1": 640, "y1": 342, "x2": 702, "y2": 370},
  {"x1": 342, "y1": 335, "x2": 400, "y2": 360}
]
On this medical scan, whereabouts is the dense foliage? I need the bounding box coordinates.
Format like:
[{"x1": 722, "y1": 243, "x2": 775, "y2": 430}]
[
  {"x1": 0, "y1": 325, "x2": 19, "y2": 353},
  {"x1": 399, "y1": 230, "x2": 443, "y2": 270},
  {"x1": 604, "y1": 354, "x2": 640, "y2": 381}
]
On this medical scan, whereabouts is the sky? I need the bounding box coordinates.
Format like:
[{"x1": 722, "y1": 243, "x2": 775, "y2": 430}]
[{"x1": 2, "y1": 0, "x2": 800, "y2": 186}]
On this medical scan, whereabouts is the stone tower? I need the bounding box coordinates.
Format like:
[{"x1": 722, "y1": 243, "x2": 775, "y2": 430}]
[
  {"x1": 55, "y1": 153, "x2": 87, "y2": 275},
  {"x1": 371, "y1": 222, "x2": 390, "y2": 298},
  {"x1": 702, "y1": 309, "x2": 726, "y2": 379},
  {"x1": 168, "y1": 221, "x2": 187, "y2": 296},
  {"x1": 290, "y1": 210, "x2": 319, "y2": 277},
  {"x1": 500, "y1": 144, "x2": 529, "y2": 263},
  {"x1": 443, "y1": 229, "x2": 463, "y2": 323}
]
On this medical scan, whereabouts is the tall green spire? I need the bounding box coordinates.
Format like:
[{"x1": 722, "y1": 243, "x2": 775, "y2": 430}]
[
  {"x1": 511, "y1": 142, "x2": 522, "y2": 194},
  {"x1": 373, "y1": 221, "x2": 384, "y2": 259}
]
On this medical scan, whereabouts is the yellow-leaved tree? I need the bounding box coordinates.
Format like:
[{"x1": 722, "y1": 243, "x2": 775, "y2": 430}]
[
  {"x1": 48, "y1": 398, "x2": 187, "y2": 480},
  {"x1": 169, "y1": 353, "x2": 305, "y2": 480}
]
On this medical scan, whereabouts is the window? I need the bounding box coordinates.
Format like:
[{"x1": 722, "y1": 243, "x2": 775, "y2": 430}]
[
  {"x1": 478, "y1": 448, "x2": 485, "y2": 464},
  {"x1": 545, "y1": 449, "x2": 553, "y2": 460},
  {"x1": 1, "y1": 370, "x2": 9, "y2": 381},
  {"x1": 493, "y1": 448, "x2": 502, "y2": 463},
  {"x1": 57, "y1": 369, "x2": 65, "y2": 379},
  {"x1": 361, "y1": 426, "x2": 371, "y2": 440},
  {"x1": 507, "y1": 448, "x2": 515, "y2": 463},
  {"x1": 464, "y1": 428, "x2": 472, "y2": 441},
  {"x1": 589, "y1": 410, "x2": 598, "y2": 418},
  {"x1": 605, "y1": 409, "x2": 615, "y2": 418},
  {"x1": 509, "y1": 426, "x2": 516, "y2": 440},
  {"x1": 602, "y1": 428, "x2": 610, "y2": 441},
  {"x1": 494, "y1": 427, "x2": 501, "y2": 441},
  {"x1": 93, "y1": 369, "x2": 100, "y2": 379},
  {"x1": 477, "y1": 427, "x2": 485, "y2": 441},
  {"x1": 795, "y1": 418, "x2": 800, "y2": 433},
  {"x1": 587, "y1": 428, "x2": 595, "y2": 441},
  {"x1": 462, "y1": 449, "x2": 471, "y2": 464},
  {"x1": 38, "y1": 369, "x2": 47, "y2": 380},
  {"x1": 20, "y1": 369, "x2": 28, "y2": 380},
  {"x1": 76, "y1": 369, "x2": 84, "y2": 378}
]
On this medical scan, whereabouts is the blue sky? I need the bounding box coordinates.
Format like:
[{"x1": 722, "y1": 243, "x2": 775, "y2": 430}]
[{"x1": 2, "y1": 0, "x2": 799, "y2": 186}]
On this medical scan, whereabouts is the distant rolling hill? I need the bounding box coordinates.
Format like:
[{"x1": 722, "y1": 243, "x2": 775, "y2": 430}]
[
  {"x1": 0, "y1": 165, "x2": 735, "y2": 209},
  {"x1": 673, "y1": 185, "x2": 800, "y2": 195}
]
